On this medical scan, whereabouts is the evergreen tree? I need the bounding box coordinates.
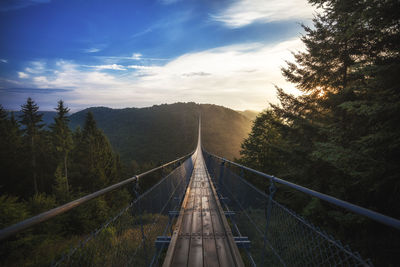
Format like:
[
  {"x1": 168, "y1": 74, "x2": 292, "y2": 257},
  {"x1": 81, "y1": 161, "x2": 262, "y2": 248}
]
[
  {"x1": 19, "y1": 98, "x2": 44, "y2": 195},
  {"x1": 51, "y1": 100, "x2": 73, "y2": 194},
  {"x1": 277, "y1": 0, "x2": 400, "y2": 206},
  {"x1": 0, "y1": 106, "x2": 25, "y2": 196},
  {"x1": 240, "y1": 109, "x2": 285, "y2": 176},
  {"x1": 70, "y1": 112, "x2": 119, "y2": 192},
  {"x1": 240, "y1": 0, "x2": 400, "y2": 264}
]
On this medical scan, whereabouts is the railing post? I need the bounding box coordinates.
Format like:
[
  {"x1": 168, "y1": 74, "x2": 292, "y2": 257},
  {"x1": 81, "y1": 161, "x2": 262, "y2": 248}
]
[
  {"x1": 133, "y1": 176, "x2": 149, "y2": 265},
  {"x1": 261, "y1": 176, "x2": 277, "y2": 266}
]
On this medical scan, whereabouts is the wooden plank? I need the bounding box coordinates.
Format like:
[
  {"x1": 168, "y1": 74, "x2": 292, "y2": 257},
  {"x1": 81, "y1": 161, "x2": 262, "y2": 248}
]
[
  {"x1": 170, "y1": 237, "x2": 190, "y2": 266},
  {"x1": 163, "y1": 176, "x2": 193, "y2": 267},
  {"x1": 188, "y1": 236, "x2": 203, "y2": 267},
  {"x1": 170, "y1": 181, "x2": 196, "y2": 266},
  {"x1": 202, "y1": 195, "x2": 220, "y2": 267},
  {"x1": 215, "y1": 237, "x2": 236, "y2": 267},
  {"x1": 188, "y1": 186, "x2": 203, "y2": 267},
  {"x1": 164, "y1": 149, "x2": 244, "y2": 267},
  {"x1": 202, "y1": 196, "x2": 212, "y2": 235},
  {"x1": 206, "y1": 165, "x2": 244, "y2": 267},
  {"x1": 203, "y1": 237, "x2": 220, "y2": 267}
]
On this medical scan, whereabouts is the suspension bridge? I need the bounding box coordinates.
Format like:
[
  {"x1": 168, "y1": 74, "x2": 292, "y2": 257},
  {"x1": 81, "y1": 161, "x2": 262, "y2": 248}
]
[{"x1": 1, "y1": 119, "x2": 399, "y2": 266}]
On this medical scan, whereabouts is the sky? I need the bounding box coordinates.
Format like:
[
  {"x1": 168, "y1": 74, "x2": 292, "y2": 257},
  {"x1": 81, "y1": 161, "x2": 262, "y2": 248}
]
[{"x1": 0, "y1": 0, "x2": 316, "y2": 112}]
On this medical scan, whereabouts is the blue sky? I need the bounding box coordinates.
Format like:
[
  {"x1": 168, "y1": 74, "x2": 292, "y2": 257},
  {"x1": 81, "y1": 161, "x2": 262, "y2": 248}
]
[{"x1": 0, "y1": 0, "x2": 316, "y2": 111}]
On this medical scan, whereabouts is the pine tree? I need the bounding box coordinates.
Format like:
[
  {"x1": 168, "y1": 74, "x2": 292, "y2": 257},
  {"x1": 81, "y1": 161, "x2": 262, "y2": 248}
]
[
  {"x1": 0, "y1": 107, "x2": 31, "y2": 197},
  {"x1": 70, "y1": 112, "x2": 119, "y2": 192},
  {"x1": 51, "y1": 100, "x2": 73, "y2": 194},
  {"x1": 240, "y1": 109, "x2": 285, "y2": 175},
  {"x1": 275, "y1": 0, "x2": 399, "y2": 264},
  {"x1": 19, "y1": 98, "x2": 44, "y2": 195},
  {"x1": 279, "y1": 0, "x2": 400, "y2": 200}
]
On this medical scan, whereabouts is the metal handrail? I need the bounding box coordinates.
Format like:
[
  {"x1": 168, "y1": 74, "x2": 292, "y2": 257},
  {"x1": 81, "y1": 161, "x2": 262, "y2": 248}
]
[
  {"x1": 0, "y1": 151, "x2": 194, "y2": 241},
  {"x1": 204, "y1": 151, "x2": 400, "y2": 230}
]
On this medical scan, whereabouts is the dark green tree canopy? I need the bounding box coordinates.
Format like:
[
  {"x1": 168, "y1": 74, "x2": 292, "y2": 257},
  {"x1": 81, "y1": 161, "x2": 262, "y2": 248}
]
[
  {"x1": 241, "y1": 0, "x2": 400, "y2": 265},
  {"x1": 19, "y1": 97, "x2": 44, "y2": 136}
]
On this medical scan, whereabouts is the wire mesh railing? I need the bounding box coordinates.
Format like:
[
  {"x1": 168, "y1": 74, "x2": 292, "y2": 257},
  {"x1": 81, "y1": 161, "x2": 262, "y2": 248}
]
[
  {"x1": 54, "y1": 154, "x2": 195, "y2": 266},
  {"x1": 0, "y1": 151, "x2": 196, "y2": 267},
  {"x1": 203, "y1": 150, "x2": 379, "y2": 267}
]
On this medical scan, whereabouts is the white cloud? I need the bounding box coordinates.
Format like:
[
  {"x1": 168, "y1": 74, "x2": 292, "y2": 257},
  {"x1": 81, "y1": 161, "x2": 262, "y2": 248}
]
[
  {"x1": 33, "y1": 76, "x2": 48, "y2": 84},
  {"x1": 84, "y1": 47, "x2": 101, "y2": 53},
  {"x1": 212, "y1": 0, "x2": 316, "y2": 28},
  {"x1": 18, "y1": 72, "x2": 29, "y2": 78},
  {"x1": 128, "y1": 38, "x2": 304, "y2": 110},
  {"x1": 16, "y1": 38, "x2": 304, "y2": 111},
  {"x1": 127, "y1": 65, "x2": 155, "y2": 70},
  {"x1": 97, "y1": 53, "x2": 167, "y2": 64},
  {"x1": 89, "y1": 64, "x2": 127, "y2": 70},
  {"x1": 0, "y1": 59, "x2": 8, "y2": 63},
  {"x1": 131, "y1": 53, "x2": 142, "y2": 60},
  {"x1": 25, "y1": 61, "x2": 46, "y2": 73}
]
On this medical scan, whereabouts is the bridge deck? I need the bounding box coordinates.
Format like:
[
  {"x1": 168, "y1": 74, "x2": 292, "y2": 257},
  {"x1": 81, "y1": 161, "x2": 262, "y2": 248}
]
[{"x1": 162, "y1": 150, "x2": 244, "y2": 267}]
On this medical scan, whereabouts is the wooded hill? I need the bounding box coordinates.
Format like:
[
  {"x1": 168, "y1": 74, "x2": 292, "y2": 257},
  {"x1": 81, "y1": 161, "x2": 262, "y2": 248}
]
[{"x1": 68, "y1": 103, "x2": 253, "y2": 164}]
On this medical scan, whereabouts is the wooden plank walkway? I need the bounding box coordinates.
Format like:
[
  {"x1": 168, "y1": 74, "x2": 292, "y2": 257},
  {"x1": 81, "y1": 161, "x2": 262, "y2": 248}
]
[{"x1": 162, "y1": 143, "x2": 244, "y2": 267}]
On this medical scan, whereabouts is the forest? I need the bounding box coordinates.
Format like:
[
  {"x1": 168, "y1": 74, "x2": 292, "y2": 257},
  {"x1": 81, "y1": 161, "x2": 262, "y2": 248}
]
[
  {"x1": 239, "y1": 0, "x2": 400, "y2": 265},
  {"x1": 0, "y1": 99, "x2": 137, "y2": 265},
  {"x1": 1, "y1": 0, "x2": 399, "y2": 265},
  {"x1": 0, "y1": 99, "x2": 254, "y2": 265},
  {"x1": 67, "y1": 103, "x2": 253, "y2": 164}
]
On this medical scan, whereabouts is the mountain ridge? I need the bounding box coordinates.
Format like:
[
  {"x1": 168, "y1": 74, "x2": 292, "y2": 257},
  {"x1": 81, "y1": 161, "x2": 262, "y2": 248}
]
[
  {"x1": 8, "y1": 102, "x2": 253, "y2": 164},
  {"x1": 68, "y1": 102, "x2": 252, "y2": 164}
]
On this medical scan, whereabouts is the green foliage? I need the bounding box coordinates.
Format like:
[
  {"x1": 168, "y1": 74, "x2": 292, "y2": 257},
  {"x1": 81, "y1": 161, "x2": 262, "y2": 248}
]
[
  {"x1": 240, "y1": 0, "x2": 400, "y2": 265},
  {"x1": 0, "y1": 106, "x2": 27, "y2": 197},
  {"x1": 68, "y1": 196, "x2": 111, "y2": 234},
  {"x1": 28, "y1": 193, "x2": 57, "y2": 215},
  {"x1": 0, "y1": 195, "x2": 30, "y2": 229},
  {"x1": 19, "y1": 97, "x2": 44, "y2": 138},
  {"x1": 51, "y1": 100, "x2": 73, "y2": 193},
  {"x1": 70, "y1": 112, "x2": 120, "y2": 192},
  {"x1": 240, "y1": 109, "x2": 286, "y2": 175},
  {"x1": 68, "y1": 103, "x2": 252, "y2": 165},
  {"x1": 0, "y1": 100, "x2": 252, "y2": 265},
  {"x1": 19, "y1": 98, "x2": 45, "y2": 195},
  {"x1": 53, "y1": 164, "x2": 70, "y2": 203}
]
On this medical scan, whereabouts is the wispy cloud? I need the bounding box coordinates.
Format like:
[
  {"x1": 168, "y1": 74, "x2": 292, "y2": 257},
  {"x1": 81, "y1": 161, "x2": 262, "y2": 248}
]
[
  {"x1": 127, "y1": 65, "x2": 156, "y2": 70},
  {"x1": 212, "y1": 0, "x2": 315, "y2": 28},
  {"x1": 98, "y1": 53, "x2": 166, "y2": 63},
  {"x1": 182, "y1": 72, "x2": 211, "y2": 77},
  {"x1": 128, "y1": 39, "x2": 304, "y2": 110},
  {"x1": 87, "y1": 64, "x2": 127, "y2": 71},
  {"x1": 7, "y1": 38, "x2": 304, "y2": 111},
  {"x1": 3, "y1": 88, "x2": 71, "y2": 93},
  {"x1": 131, "y1": 28, "x2": 153, "y2": 39},
  {"x1": 0, "y1": 59, "x2": 8, "y2": 63},
  {"x1": 25, "y1": 61, "x2": 46, "y2": 74},
  {"x1": 131, "y1": 53, "x2": 142, "y2": 60},
  {"x1": 0, "y1": 0, "x2": 51, "y2": 12},
  {"x1": 159, "y1": 0, "x2": 181, "y2": 6},
  {"x1": 84, "y1": 47, "x2": 101, "y2": 53},
  {"x1": 18, "y1": 72, "x2": 29, "y2": 78}
]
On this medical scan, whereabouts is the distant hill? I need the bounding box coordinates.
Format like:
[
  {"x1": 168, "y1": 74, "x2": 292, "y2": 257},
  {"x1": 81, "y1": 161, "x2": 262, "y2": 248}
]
[
  {"x1": 8, "y1": 111, "x2": 57, "y2": 128},
  {"x1": 237, "y1": 110, "x2": 259, "y2": 122},
  {"x1": 69, "y1": 103, "x2": 253, "y2": 164}
]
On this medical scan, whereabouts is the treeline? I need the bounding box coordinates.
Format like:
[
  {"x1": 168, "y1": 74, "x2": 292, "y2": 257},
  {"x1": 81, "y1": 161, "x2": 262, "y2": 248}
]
[
  {"x1": 1, "y1": 98, "x2": 128, "y2": 249},
  {"x1": 239, "y1": 0, "x2": 399, "y2": 265},
  {"x1": 0, "y1": 98, "x2": 138, "y2": 265},
  {"x1": 68, "y1": 103, "x2": 253, "y2": 165}
]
